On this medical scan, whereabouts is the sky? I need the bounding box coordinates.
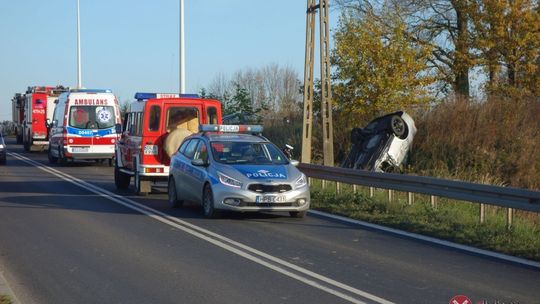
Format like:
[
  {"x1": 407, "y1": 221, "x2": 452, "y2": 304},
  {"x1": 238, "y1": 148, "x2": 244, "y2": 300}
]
[{"x1": 0, "y1": 0, "x2": 340, "y2": 121}]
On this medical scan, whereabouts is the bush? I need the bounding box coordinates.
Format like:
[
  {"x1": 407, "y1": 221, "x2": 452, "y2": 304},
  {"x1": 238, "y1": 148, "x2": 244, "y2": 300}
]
[{"x1": 410, "y1": 97, "x2": 540, "y2": 190}]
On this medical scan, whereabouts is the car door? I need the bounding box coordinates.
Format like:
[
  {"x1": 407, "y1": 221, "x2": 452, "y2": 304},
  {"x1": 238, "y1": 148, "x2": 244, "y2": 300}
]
[
  {"x1": 189, "y1": 140, "x2": 209, "y2": 202},
  {"x1": 177, "y1": 139, "x2": 199, "y2": 201}
]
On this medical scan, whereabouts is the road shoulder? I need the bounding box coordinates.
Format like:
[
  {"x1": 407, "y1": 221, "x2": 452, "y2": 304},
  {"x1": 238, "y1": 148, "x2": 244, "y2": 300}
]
[{"x1": 0, "y1": 268, "x2": 19, "y2": 304}]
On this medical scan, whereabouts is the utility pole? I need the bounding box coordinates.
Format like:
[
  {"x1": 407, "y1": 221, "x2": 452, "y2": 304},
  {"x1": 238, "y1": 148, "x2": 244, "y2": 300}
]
[
  {"x1": 179, "y1": 0, "x2": 186, "y2": 93},
  {"x1": 76, "y1": 0, "x2": 82, "y2": 89},
  {"x1": 301, "y1": 0, "x2": 334, "y2": 166}
]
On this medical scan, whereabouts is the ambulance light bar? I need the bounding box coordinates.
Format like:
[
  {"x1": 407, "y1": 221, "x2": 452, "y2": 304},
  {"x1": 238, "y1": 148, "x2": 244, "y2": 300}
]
[
  {"x1": 70, "y1": 89, "x2": 112, "y2": 93},
  {"x1": 199, "y1": 124, "x2": 263, "y2": 133},
  {"x1": 134, "y1": 92, "x2": 199, "y2": 100}
]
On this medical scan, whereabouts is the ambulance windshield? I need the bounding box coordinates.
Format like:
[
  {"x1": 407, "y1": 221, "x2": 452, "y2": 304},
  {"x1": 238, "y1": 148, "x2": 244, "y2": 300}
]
[{"x1": 69, "y1": 106, "x2": 116, "y2": 129}]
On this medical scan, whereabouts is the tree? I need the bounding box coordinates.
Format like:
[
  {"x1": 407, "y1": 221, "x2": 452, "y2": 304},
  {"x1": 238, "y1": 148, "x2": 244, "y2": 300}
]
[
  {"x1": 331, "y1": 9, "x2": 434, "y2": 118},
  {"x1": 223, "y1": 83, "x2": 256, "y2": 115},
  {"x1": 336, "y1": 0, "x2": 475, "y2": 98},
  {"x1": 470, "y1": 0, "x2": 540, "y2": 96},
  {"x1": 202, "y1": 64, "x2": 302, "y2": 119}
]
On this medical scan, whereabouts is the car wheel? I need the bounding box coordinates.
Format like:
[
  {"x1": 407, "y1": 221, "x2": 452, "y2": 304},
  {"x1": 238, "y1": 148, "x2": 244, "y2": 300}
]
[
  {"x1": 168, "y1": 177, "x2": 184, "y2": 208},
  {"x1": 48, "y1": 146, "x2": 58, "y2": 164},
  {"x1": 23, "y1": 140, "x2": 30, "y2": 152},
  {"x1": 134, "y1": 170, "x2": 148, "y2": 196},
  {"x1": 390, "y1": 115, "x2": 407, "y2": 139},
  {"x1": 114, "y1": 163, "x2": 131, "y2": 189},
  {"x1": 289, "y1": 211, "x2": 307, "y2": 218},
  {"x1": 58, "y1": 147, "x2": 67, "y2": 165},
  {"x1": 202, "y1": 184, "x2": 219, "y2": 218}
]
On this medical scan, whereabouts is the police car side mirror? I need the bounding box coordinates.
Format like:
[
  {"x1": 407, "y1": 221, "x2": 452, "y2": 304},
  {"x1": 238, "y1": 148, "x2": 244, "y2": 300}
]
[
  {"x1": 191, "y1": 159, "x2": 208, "y2": 167},
  {"x1": 290, "y1": 160, "x2": 300, "y2": 167},
  {"x1": 115, "y1": 123, "x2": 122, "y2": 134}
]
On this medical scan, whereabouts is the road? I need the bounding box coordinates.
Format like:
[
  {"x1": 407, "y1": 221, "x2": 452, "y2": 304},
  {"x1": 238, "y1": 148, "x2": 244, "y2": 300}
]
[{"x1": 0, "y1": 137, "x2": 538, "y2": 304}]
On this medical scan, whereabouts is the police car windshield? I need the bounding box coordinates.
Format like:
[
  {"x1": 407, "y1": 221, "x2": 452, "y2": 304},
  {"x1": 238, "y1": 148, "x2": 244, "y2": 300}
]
[
  {"x1": 210, "y1": 141, "x2": 288, "y2": 165},
  {"x1": 69, "y1": 106, "x2": 116, "y2": 129}
]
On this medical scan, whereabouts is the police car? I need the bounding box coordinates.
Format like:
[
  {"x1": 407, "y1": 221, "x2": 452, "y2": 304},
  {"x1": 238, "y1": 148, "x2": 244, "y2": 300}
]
[{"x1": 168, "y1": 125, "x2": 310, "y2": 218}]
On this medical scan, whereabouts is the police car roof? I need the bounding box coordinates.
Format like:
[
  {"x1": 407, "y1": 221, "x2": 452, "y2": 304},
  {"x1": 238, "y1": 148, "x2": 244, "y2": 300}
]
[{"x1": 204, "y1": 133, "x2": 267, "y2": 143}]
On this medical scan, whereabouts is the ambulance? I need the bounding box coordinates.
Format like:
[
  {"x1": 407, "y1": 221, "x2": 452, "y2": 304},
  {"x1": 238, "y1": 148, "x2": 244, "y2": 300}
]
[
  {"x1": 48, "y1": 89, "x2": 122, "y2": 164},
  {"x1": 114, "y1": 93, "x2": 222, "y2": 195}
]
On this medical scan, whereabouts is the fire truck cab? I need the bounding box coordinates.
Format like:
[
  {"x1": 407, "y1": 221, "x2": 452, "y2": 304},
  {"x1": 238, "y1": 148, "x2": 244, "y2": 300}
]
[
  {"x1": 48, "y1": 89, "x2": 122, "y2": 164},
  {"x1": 114, "y1": 93, "x2": 222, "y2": 195}
]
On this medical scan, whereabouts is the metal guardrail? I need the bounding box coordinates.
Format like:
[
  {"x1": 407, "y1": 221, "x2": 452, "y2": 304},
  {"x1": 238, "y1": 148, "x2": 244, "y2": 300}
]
[{"x1": 297, "y1": 163, "x2": 540, "y2": 213}]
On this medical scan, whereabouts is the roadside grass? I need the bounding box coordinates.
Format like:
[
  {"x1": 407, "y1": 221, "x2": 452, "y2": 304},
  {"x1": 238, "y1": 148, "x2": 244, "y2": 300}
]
[
  {"x1": 0, "y1": 295, "x2": 12, "y2": 304},
  {"x1": 309, "y1": 180, "x2": 540, "y2": 261}
]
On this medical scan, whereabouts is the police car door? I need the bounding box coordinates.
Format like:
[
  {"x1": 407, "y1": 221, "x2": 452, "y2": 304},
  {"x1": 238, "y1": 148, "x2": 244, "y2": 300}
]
[
  {"x1": 177, "y1": 139, "x2": 199, "y2": 201},
  {"x1": 189, "y1": 140, "x2": 209, "y2": 202}
]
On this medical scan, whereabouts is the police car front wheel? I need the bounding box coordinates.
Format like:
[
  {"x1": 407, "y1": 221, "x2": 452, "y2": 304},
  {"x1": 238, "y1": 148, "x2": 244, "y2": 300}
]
[{"x1": 202, "y1": 184, "x2": 220, "y2": 219}]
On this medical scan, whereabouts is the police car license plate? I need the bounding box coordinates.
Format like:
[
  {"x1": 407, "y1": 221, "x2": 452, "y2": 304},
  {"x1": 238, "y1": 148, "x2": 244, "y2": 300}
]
[
  {"x1": 256, "y1": 195, "x2": 286, "y2": 203},
  {"x1": 144, "y1": 145, "x2": 158, "y2": 155},
  {"x1": 72, "y1": 146, "x2": 89, "y2": 152}
]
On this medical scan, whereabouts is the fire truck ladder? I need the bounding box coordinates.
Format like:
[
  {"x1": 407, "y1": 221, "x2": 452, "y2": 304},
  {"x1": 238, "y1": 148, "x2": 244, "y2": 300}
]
[{"x1": 301, "y1": 0, "x2": 334, "y2": 166}]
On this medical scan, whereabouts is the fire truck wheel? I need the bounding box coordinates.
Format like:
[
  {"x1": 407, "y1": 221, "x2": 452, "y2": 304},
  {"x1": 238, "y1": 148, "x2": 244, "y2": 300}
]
[
  {"x1": 114, "y1": 165, "x2": 131, "y2": 189},
  {"x1": 168, "y1": 177, "x2": 184, "y2": 208},
  {"x1": 134, "y1": 171, "x2": 149, "y2": 196},
  {"x1": 48, "y1": 146, "x2": 58, "y2": 164},
  {"x1": 23, "y1": 140, "x2": 30, "y2": 152}
]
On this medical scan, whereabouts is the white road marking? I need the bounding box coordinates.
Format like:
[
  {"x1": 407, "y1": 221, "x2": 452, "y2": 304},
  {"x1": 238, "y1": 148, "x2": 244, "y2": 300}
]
[
  {"x1": 308, "y1": 210, "x2": 540, "y2": 269},
  {"x1": 9, "y1": 152, "x2": 394, "y2": 304}
]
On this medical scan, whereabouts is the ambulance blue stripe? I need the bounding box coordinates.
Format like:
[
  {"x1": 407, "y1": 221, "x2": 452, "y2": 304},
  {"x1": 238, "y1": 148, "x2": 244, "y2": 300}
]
[{"x1": 66, "y1": 126, "x2": 115, "y2": 137}]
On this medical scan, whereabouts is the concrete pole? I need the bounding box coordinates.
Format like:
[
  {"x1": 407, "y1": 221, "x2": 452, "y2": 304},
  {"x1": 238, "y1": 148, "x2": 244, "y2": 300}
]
[
  {"x1": 179, "y1": 0, "x2": 186, "y2": 93},
  {"x1": 77, "y1": 0, "x2": 82, "y2": 89}
]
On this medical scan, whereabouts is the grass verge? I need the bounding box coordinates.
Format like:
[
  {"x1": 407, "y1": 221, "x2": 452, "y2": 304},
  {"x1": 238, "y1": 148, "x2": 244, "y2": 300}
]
[
  {"x1": 310, "y1": 182, "x2": 540, "y2": 261},
  {"x1": 0, "y1": 295, "x2": 12, "y2": 304}
]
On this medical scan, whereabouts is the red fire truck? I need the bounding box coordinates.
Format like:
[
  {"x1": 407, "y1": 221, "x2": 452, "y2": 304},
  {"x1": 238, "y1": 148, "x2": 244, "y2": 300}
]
[
  {"x1": 114, "y1": 93, "x2": 222, "y2": 195},
  {"x1": 11, "y1": 93, "x2": 25, "y2": 144},
  {"x1": 12, "y1": 86, "x2": 68, "y2": 151}
]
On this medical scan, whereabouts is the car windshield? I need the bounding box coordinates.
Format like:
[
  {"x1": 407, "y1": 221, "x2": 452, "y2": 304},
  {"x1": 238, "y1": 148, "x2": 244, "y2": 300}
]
[
  {"x1": 69, "y1": 106, "x2": 116, "y2": 129},
  {"x1": 210, "y1": 141, "x2": 289, "y2": 165}
]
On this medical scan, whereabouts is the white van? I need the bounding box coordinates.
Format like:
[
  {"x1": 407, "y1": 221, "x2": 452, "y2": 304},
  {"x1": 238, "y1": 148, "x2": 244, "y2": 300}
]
[{"x1": 48, "y1": 89, "x2": 122, "y2": 165}]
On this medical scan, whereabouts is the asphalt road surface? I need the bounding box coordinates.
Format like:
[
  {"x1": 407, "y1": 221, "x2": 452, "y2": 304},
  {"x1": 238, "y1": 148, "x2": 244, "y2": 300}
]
[{"x1": 0, "y1": 137, "x2": 538, "y2": 304}]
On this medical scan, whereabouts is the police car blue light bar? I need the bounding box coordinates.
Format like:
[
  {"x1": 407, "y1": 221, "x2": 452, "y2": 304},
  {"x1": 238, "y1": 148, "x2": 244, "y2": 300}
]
[
  {"x1": 199, "y1": 124, "x2": 263, "y2": 133},
  {"x1": 70, "y1": 89, "x2": 112, "y2": 93},
  {"x1": 134, "y1": 92, "x2": 199, "y2": 100}
]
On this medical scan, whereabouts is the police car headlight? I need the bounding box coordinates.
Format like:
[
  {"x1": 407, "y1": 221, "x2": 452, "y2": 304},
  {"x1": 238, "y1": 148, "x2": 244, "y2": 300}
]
[
  {"x1": 0, "y1": 144, "x2": 4, "y2": 149},
  {"x1": 218, "y1": 172, "x2": 243, "y2": 188},
  {"x1": 295, "y1": 174, "x2": 307, "y2": 189}
]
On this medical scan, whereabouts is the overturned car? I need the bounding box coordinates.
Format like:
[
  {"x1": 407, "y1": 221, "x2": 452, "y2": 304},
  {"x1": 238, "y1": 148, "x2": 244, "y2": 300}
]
[{"x1": 341, "y1": 111, "x2": 417, "y2": 173}]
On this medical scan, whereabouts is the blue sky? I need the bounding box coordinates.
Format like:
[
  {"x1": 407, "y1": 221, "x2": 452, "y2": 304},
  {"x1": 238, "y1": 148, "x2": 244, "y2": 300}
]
[{"x1": 0, "y1": 0, "x2": 340, "y2": 121}]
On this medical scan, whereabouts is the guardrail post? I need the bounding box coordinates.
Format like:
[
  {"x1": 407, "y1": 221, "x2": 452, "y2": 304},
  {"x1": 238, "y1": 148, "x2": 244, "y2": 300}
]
[
  {"x1": 353, "y1": 184, "x2": 357, "y2": 194},
  {"x1": 388, "y1": 189, "x2": 393, "y2": 203},
  {"x1": 369, "y1": 187, "x2": 374, "y2": 198},
  {"x1": 308, "y1": 177, "x2": 312, "y2": 186},
  {"x1": 322, "y1": 179, "x2": 327, "y2": 189},
  {"x1": 480, "y1": 203, "x2": 485, "y2": 223},
  {"x1": 408, "y1": 192, "x2": 414, "y2": 205},
  {"x1": 336, "y1": 182, "x2": 341, "y2": 194},
  {"x1": 430, "y1": 196, "x2": 437, "y2": 209},
  {"x1": 507, "y1": 208, "x2": 513, "y2": 229}
]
